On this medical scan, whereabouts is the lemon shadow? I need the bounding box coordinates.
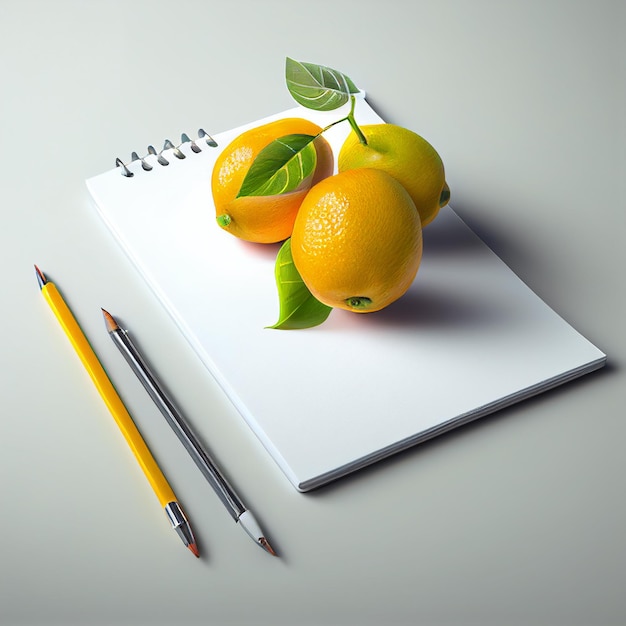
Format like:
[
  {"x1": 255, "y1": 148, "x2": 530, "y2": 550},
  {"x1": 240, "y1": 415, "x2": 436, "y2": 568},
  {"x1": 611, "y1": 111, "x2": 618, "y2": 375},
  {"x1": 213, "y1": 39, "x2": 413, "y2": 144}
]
[{"x1": 348, "y1": 283, "x2": 502, "y2": 330}]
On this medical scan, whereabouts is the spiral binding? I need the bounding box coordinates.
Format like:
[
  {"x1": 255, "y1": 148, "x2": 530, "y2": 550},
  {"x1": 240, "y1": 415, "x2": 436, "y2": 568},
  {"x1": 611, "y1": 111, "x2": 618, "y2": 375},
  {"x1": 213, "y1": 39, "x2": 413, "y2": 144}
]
[{"x1": 115, "y1": 129, "x2": 218, "y2": 177}]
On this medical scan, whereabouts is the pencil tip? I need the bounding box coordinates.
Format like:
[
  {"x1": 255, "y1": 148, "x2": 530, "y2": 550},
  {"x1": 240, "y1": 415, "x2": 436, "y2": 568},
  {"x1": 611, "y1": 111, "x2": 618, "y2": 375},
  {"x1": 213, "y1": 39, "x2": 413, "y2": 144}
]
[
  {"x1": 259, "y1": 537, "x2": 277, "y2": 556},
  {"x1": 34, "y1": 265, "x2": 46, "y2": 288},
  {"x1": 238, "y1": 511, "x2": 277, "y2": 556},
  {"x1": 188, "y1": 542, "x2": 200, "y2": 558},
  {"x1": 101, "y1": 308, "x2": 119, "y2": 332}
]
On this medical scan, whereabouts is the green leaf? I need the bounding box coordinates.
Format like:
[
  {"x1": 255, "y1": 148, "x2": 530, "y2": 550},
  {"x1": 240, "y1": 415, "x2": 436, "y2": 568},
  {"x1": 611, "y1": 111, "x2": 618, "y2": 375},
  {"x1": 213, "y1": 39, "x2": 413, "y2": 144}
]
[
  {"x1": 285, "y1": 57, "x2": 360, "y2": 111},
  {"x1": 237, "y1": 133, "x2": 317, "y2": 198},
  {"x1": 268, "y1": 239, "x2": 333, "y2": 330}
]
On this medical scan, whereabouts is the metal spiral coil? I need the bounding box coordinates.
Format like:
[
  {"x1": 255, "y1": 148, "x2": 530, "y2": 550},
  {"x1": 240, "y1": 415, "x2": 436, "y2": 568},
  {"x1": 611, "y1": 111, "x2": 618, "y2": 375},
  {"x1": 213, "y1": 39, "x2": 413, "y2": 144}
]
[{"x1": 115, "y1": 129, "x2": 218, "y2": 177}]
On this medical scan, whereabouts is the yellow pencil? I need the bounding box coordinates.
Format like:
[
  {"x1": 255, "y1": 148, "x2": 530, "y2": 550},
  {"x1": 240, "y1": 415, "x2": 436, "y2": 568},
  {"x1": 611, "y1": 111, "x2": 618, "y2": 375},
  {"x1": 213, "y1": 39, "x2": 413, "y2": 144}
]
[{"x1": 34, "y1": 265, "x2": 199, "y2": 558}]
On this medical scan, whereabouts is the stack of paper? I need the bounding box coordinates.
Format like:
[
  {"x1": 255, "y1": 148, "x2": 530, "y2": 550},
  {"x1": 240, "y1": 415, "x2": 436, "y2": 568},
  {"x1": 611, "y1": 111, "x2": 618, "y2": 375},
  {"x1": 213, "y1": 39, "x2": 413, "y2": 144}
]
[{"x1": 86, "y1": 98, "x2": 606, "y2": 491}]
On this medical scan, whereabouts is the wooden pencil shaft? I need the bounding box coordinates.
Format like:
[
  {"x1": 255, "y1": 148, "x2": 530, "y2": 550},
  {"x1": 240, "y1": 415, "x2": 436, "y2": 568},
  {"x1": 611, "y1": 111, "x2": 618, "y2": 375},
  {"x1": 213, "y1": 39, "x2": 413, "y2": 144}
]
[{"x1": 41, "y1": 282, "x2": 176, "y2": 507}]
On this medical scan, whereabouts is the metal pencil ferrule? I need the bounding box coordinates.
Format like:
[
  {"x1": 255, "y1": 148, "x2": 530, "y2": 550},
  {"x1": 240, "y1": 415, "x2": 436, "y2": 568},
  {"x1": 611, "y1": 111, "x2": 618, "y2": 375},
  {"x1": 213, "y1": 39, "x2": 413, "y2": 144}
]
[
  {"x1": 164, "y1": 501, "x2": 188, "y2": 529},
  {"x1": 164, "y1": 501, "x2": 197, "y2": 550}
]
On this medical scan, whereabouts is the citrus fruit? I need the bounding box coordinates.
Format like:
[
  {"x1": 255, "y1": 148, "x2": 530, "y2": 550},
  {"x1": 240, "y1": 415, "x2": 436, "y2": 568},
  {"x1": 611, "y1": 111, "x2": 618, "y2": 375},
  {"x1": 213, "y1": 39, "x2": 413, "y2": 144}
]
[
  {"x1": 338, "y1": 123, "x2": 449, "y2": 227},
  {"x1": 291, "y1": 168, "x2": 422, "y2": 313},
  {"x1": 212, "y1": 118, "x2": 334, "y2": 243}
]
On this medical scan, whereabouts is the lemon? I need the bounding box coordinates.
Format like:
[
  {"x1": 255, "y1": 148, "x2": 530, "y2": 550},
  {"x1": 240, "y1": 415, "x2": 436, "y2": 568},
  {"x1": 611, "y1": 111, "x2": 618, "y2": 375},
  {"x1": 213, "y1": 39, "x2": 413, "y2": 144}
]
[
  {"x1": 291, "y1": 168, "x2": 422, "y2": 313},
  {"x1": 338, "y1": 123, "x2": 449, "y2": 227},
  {"x1": 211, "y1": 118, "x2": 334, "y2": 243}
]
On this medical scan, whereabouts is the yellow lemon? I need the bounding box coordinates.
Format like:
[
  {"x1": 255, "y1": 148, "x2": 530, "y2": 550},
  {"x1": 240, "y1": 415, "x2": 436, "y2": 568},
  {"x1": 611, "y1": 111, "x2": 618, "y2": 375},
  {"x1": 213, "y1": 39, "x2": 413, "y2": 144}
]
[
  {"x1": 338, "y1": 123, "x2": 449, "y2": 227},
  {"x1": 212, "y1": 118, "x2": 334, "y2": 243},
  {"x1": 291, "y1": 168, "x2": 422, "y2": 313}
]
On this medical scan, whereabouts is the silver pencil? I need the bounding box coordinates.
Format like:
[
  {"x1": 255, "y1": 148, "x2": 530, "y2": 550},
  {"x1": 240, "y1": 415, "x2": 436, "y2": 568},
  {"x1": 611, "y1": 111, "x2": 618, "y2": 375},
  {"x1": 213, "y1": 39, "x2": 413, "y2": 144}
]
[{"x1": 102, "y1": 309, "x2": 276, "y2": 556}]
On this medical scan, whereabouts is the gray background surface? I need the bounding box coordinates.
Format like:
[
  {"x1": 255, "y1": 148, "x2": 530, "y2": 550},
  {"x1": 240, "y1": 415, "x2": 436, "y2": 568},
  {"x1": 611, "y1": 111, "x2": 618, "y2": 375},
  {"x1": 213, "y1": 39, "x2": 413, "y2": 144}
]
[{"x1": 1, "y1": 1, "x2": 624, "y2": 624}]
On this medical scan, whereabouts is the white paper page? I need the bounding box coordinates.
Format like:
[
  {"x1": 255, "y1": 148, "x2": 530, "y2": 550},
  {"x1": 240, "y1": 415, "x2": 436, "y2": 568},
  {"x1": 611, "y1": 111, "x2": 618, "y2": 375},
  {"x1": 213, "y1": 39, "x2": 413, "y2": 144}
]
[{"x1": 87, "y1": 99, "x2": 606, "y2": 491}]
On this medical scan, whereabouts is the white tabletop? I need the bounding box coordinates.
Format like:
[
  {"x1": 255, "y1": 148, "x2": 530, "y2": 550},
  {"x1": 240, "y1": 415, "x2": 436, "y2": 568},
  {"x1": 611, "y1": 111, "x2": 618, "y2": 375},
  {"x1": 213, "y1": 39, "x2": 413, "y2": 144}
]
[{"x1": 1, "y1": 2, "x2": 624, "y2": 624}]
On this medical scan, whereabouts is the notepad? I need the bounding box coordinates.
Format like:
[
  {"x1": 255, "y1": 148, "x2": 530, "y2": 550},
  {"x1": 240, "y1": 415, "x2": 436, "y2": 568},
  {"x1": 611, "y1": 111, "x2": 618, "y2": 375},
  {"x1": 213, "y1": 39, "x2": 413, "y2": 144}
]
[{"x1": 86, "y1": 97, "x2": 606, "y2": 491}]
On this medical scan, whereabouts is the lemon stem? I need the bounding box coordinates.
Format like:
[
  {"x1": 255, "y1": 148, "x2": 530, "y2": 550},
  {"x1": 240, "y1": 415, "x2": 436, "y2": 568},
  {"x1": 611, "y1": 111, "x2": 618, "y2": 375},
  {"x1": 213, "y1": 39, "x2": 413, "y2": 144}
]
[
  {"x1": 347, "y1": 95, "x2": 368, "y2": 146},
  {"x1": 317, "y1": 96, "x2": 368, "y2": 146}
]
